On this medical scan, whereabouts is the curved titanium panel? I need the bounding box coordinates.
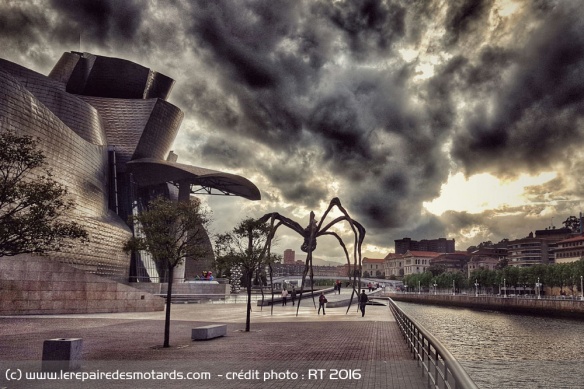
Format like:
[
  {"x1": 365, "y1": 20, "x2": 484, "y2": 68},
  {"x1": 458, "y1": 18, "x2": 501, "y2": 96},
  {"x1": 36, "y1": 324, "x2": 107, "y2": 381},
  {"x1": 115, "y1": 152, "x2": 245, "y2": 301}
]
[
  {"x1": 132, "y1": 99, "x2": 183, "y2": 160},
  {"x1": 0, "y1": 58, "x2": 66, "y2": 91},
  {"x1": 0, "y1": 69, "x2": 131, "y2": 278},
  {"x1": 0, "y1": 59, "x2": 107, "y2": 146},
  {"x1": 126, "y1": 158, "x2": 261, "y2": 200},
  {"x1": 48, "y1": 52, "x2": 81, "y2": 84},
  {"x1": 65, "y1": 53, "x2": 98, "y2": 95},
  {"x1": 79, "y1": 97, "x2": 182, "y2": 168},
  {"x1": 83, "y1": 56, "x2": 151, "y2": 99},
  {"x1": 78, "y1": 96, "x2": 158, "y2": 167},
  {"x1": 55, "y1": 53, "x2": 175, "y2": 100},
  {"x1": 144, "y1": 71, "x2": 174, "y2": 101}
]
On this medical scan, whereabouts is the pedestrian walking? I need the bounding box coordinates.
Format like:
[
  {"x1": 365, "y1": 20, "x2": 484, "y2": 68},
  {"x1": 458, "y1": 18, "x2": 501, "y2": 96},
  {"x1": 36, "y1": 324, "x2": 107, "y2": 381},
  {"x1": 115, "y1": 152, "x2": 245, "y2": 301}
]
[
  {"x1": 337, "y1": 280, "x2": 342, "y2": 294},
  {"x1": 281, "y1": 289, "x2": 288, "y2": 306},
  {"x1": 318, "y1": 292, "x2": 327, "y2": 315},
  {"x1": 359, "y1": 289, "x2": 368, "y2": 317},
  {"x1": 291, "y1": 287, "x2": 297, "y2": 306}
]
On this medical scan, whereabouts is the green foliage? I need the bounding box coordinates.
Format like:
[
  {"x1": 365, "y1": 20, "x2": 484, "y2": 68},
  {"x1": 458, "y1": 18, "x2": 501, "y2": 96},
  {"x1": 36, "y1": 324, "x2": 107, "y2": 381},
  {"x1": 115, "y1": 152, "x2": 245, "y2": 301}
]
[
  {"x1": 124, "y1": 196, "x2": 211, "y2": 270},
  {"x1": 465, "y1": 259, "x2": 584, "y2": 294},
  {"x1": 214, "y1": 218, "x2": 275, "y2": 275},
  {"x1": 562, "y1": 216, "x2": 581, "y2": 233},
  {"x1": 0, "y1": 131, "x2": 88, "y2": 256},
  {"x1": 124, "y1": 195, "x2": 211, "y2": 348},
  {"x1": 215, "y1": 217, "x2": 275, "y2": 332},
  {"x1": 427, "y1": 263, "x2": 447, "y2": 277}
]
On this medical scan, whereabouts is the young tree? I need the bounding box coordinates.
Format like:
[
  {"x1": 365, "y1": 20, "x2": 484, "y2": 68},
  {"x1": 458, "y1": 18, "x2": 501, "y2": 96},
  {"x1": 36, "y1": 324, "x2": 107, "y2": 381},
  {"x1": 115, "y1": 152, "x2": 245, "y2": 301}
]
[
  {"x1": 124, "y1": 196, "x2": 211, "y2": 348},
  {"x1": 0, "y1": 131, "x2": 88, "y2": 256},
  {"x1": 215, "y1": 218, "x2": 275, "y2": 332}
]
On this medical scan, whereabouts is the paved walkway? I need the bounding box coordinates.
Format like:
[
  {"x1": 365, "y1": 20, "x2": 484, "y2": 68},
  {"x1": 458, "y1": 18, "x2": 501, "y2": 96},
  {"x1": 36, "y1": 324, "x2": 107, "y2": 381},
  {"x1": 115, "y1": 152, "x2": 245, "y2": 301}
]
[{"x1": 0, "y1": 294, "x2": 428, "y2": 389}]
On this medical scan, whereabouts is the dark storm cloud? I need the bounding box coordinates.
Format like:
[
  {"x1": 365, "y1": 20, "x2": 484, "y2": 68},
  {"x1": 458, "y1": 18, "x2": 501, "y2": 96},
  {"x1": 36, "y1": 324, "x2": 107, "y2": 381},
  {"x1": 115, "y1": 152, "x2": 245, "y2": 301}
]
[
  {"x1": 443, "y1": 0, "x2": 492, "y2": 47},
  {"x1": 49, "y1": 0, "x2": 144, "y2": 45},
  {"x1": 0, "y1": 4, "x2": 50, "y2": 42},
  {"x1": 452, "y1": 2, "x2": 584, "y2": 176},
  {"x1": 189, "y1": 0, "x2": 298, "y2": 89},
  {"x1": 174, "y1": 80, "x2": 239, "y2": 130},
  {"x1": 320, "y1": 0, "x2": 406, "y2": 59},
  {"x1": 198, "y1": 135, "x2": 255, "y2": 171},
  {"x1": 182, "y1": 0, "x2": 454, "y2": 231},
  {"x1": 0, "y1": 2, "x2": 73, "y2": 69},
  {"x1": 7, "y1": 0, "x2": 584, "y2": 255},
  {"x1": 257, "y1": 155, "x2": 329, "y2": 208},
  {"x1": 309, "y1": 94, "x2": 372, "y2": 162}
]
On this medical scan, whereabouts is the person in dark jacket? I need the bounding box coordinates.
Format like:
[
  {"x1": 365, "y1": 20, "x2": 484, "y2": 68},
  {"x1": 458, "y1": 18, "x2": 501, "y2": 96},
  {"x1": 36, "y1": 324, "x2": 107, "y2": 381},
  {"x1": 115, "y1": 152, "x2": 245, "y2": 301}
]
[
  {"x1": 291, "y1": 287, "x2": 297, "y2": 306},
  {"x1": 318, "y1": 292, "x2": 327, "y2": 315},
  {"x1": 359, "y1": 290, "x2": 368, "y2": 317}
]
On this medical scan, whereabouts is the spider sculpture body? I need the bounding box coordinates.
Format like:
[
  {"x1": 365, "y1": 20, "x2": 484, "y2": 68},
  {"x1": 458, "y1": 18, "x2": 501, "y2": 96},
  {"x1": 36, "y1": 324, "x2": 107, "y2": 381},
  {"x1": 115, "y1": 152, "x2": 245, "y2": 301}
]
[{"x1": 258, "y1": 197, "x2": 366, "y2": 315}]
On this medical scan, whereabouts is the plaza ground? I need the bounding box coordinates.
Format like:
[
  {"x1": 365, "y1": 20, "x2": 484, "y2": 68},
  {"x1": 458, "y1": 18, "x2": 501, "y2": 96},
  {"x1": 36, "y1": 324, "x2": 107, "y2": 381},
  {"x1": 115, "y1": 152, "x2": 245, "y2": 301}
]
[{"x1": 0, "y1": 289, "x2": 428, "y2": 389}]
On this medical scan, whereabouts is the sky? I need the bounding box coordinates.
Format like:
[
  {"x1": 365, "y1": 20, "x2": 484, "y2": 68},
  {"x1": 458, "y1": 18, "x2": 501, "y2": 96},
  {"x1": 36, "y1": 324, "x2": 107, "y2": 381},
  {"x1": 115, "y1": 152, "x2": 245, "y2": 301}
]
[{"x1": 2, "y1": 0, "x2": 584, "y2": 264}]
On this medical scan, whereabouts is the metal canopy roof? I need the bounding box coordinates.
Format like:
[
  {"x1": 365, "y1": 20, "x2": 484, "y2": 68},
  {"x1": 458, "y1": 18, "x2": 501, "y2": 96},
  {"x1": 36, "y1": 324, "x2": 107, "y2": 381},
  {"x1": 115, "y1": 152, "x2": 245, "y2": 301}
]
[{"x1": 126, "y1": 158, "x2": 261, "y2": 201}]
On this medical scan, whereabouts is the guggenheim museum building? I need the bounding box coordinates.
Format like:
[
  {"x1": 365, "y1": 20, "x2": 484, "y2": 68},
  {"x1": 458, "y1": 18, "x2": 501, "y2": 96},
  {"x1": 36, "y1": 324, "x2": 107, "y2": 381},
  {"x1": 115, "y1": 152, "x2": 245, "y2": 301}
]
[{"x1": 0, "y1": 52, "x2": 260, "y2": 305}]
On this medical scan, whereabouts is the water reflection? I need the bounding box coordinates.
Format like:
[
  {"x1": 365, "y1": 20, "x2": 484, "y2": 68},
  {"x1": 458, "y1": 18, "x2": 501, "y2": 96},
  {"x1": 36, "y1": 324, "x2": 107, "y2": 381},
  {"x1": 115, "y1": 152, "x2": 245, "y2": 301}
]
[{"x1": 395, "y1": 302, "x2": 584, "y2": 389}]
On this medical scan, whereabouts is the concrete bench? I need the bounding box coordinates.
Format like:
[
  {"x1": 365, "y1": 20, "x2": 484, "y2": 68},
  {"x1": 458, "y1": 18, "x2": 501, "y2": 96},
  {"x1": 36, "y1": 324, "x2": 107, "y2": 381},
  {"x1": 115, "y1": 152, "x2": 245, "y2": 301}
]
[
  {"x1": 42, "y1": 338, "x2": 83, "y2": 371},
  {"x1": 191, "y1": 324, "x2": 227, "y2": 340}
]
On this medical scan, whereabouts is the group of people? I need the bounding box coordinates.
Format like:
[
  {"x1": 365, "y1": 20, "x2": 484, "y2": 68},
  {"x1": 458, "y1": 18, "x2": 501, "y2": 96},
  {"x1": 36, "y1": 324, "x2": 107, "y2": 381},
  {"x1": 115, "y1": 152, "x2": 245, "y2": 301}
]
[
  {"x1": 194, "y1": 271, "x2": 213, "y2": 281},
  {"x1": 281, "y1": 287, "x2": 297, "y2": 306},
  {"x1": 367, "y1": 282, "x2": 381, "y2": 292},
  {"x1": 282, "y1": 287, "x2": 370, "y2": 317}
]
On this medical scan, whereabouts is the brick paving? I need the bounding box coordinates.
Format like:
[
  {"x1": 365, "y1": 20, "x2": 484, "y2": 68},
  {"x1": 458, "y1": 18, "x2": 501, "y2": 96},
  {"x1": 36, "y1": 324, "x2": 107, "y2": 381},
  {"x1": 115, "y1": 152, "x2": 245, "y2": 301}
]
[{"x1": 0, "y1": 294, "x2": 428, "y2": 389}]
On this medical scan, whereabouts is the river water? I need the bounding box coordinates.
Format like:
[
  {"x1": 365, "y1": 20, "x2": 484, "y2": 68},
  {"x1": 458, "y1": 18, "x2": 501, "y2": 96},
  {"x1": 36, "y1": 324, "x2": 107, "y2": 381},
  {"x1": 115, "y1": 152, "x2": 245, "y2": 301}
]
[{"x1": 394, "y1": 302, "x2": 584, "y2": 389}]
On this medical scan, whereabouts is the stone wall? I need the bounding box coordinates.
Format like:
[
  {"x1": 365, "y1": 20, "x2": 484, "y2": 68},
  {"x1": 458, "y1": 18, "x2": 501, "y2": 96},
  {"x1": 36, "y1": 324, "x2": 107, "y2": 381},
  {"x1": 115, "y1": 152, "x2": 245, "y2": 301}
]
[
  {"x1": 388, "y1": 293, "x2": 584, "y2": 319},
  {"x1": 0, "y1": 256, "x2": 164, "y2": 315},
  {"x1": 130, "y1": 282, "x2": 230, "y2": 297}
]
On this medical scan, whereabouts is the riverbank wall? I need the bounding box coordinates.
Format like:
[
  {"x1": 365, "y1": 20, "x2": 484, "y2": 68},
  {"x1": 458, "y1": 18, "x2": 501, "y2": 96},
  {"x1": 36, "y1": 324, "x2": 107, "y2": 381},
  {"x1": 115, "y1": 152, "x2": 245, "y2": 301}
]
[{"x1": 387, "y1": 293, "x2": 584, "y2": 319}]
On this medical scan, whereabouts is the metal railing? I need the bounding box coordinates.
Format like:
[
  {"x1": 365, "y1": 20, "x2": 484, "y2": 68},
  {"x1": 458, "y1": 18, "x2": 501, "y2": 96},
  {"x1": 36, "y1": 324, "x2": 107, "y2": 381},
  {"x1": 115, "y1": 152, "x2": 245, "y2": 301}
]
[{"x1": 386, "y1": 297, "x2": 479, "y2": 389}]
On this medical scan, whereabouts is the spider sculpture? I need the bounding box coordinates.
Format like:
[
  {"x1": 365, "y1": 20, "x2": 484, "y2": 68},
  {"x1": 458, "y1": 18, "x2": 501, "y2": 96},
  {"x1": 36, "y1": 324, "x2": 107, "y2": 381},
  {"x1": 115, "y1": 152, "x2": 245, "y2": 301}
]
[{"x1": 258, "y1": 197, "x2": 366, "y2": 315}]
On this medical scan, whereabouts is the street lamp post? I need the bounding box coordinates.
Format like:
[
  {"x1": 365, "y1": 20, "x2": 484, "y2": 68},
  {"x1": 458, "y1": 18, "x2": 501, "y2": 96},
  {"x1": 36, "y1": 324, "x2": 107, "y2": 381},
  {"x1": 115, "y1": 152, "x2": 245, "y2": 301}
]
[
  {"x1": 418, "y1": 281, "x2": 421, "y2": 295},
  {"x1": 452, "y1": 279, "x2": 455, "y2": 296},
  {"x1": 535, "y1": 277, "x2": 542, "y2": 300},
  {"x1": 504, "y1": 278, "x2": 506, "y2": 298},
  {"x1": 581, "y1": 276, "x2": 583, "y2": 301},
  {"x1": 475, "y1": 279, "x2": 479, "y2": 297},
  {"x1": 404, "y1": 284, "x2": 408, "y2": 294},
  {"x1": 433, "y1": 283, "x2": 437, "y2": 295}
]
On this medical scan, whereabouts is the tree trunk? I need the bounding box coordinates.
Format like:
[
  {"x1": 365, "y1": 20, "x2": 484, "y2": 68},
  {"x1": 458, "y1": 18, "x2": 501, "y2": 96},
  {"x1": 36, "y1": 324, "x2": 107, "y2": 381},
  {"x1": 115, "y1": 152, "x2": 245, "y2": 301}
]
[
  {"x1": 164, "y1": 265, "x2": 174, "y2": 347},
  {"x1": 245, "y1": 269, "x2": 252, "y2": 332}
]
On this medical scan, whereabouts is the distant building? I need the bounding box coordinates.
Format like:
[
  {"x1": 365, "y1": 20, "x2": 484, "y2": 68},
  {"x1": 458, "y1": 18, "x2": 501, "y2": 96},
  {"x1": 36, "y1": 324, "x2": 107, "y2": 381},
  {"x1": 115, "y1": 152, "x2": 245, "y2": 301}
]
[
  {"x1": 283, "y1": 249, "x2": 296, "y2": 265},
  {"x1": 312, "y1": 266, "x2": 340, "y2": 277},
  {"x1": 430, "y1": 252, "x2": 470, "y2": 274},
  {"x1": 362, "y1": 257, "x2": 385, "y2": 278},
  {"x1": 384, "y1": 253, "x2": 405, "y2": 279},
  {"x1": 403, "y1": 251, "x2": 442, "y2": 276},
  {"x1": 467, "y1": 248, "x2": 506, "y2": 277},
  {"x1": 271, "y1": 263, "x2": 342, "y2": 278},
  {"x1": 337, "y1": 263, "x2": 360, "y2": 278},
  {"x1": 395, "y1": 237, "x2": 455, "y2": 254},
  {"x1": 272, "y1": 263, "x2": 305, "y2": 277},
  {"x1": 555, "y1": 235, "x2": 584, "y2": 264},
  {"x1": 507, "y1": 228, "x2": 573, "y2": 267}
]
